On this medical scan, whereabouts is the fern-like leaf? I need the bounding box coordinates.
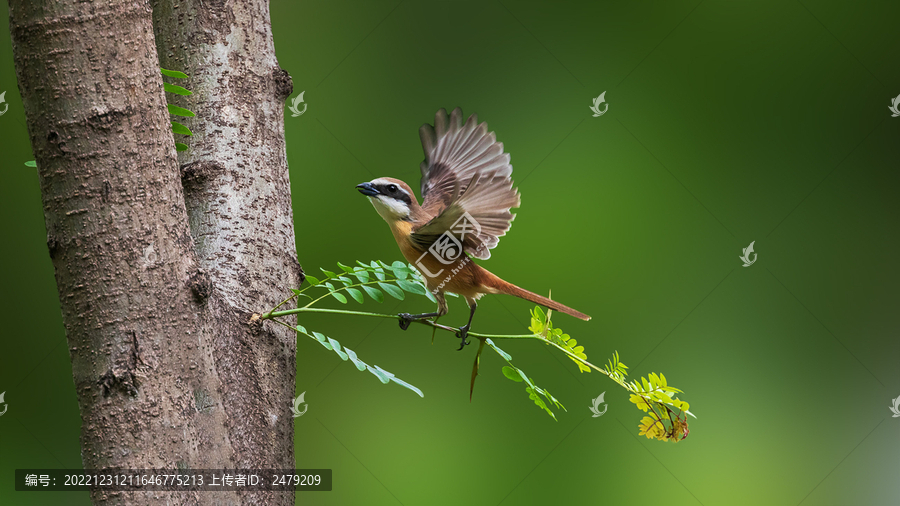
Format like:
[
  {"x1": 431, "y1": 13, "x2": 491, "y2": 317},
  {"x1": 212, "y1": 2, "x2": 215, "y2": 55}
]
[
  {"x1": 296, "y1": 324, "x2": 423, "y2": 397},
  {"x1": 486, "y1": 339, "x2": 565, "y2": 420}
]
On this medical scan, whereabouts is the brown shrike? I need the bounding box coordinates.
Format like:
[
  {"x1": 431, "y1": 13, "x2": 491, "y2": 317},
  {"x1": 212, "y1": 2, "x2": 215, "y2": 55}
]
[{"x1": 357, "y1": 108, "x2": 590, "y2": 350}]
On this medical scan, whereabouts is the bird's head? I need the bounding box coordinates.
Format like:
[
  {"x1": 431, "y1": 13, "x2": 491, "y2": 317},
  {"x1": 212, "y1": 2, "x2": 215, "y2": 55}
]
[{"x1": 356, "y1": 177, "x2": 419, "y2": 223}]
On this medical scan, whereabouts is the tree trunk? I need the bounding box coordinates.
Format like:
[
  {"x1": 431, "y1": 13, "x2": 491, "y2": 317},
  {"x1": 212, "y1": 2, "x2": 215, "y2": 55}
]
[{"x1": 8, "y1": 0, "x2": 300, "y2": 504}]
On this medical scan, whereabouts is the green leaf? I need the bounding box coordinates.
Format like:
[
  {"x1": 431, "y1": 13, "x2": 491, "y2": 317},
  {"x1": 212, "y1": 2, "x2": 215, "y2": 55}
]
[
  {"x1": 367, "y1": 365, "x2": 425, "y2": 397},
  {"x1": 297, "y1": 326, "x2": 422, "y2": 398},
  {"x1": 367, "y1": 365, "x2": 390, "y2": 384},
  {"x1": 378, "y1": 282, "x2": 405, "y2": 300},
  {"x1": 312, "y1": 332, "x2": 332, "y2": 350},
  {"x1": 164, "y1": 82, "x2": 192, "y2": 96},
  {"x1": 517, "y1": 369, "x2": 536, "y2": 391},
  {"x1": 344, "y1": 347, "x2": 367, "y2": 371},
  {"x1": 353, "y1": 269, "x2": 370, "y2": 283},
  {"x1": 327, "y1": 337, "x2": 348, "y2": 360},
  {"x1": 24, "y1": 160, "x2": 37, "y2": 167},
  {"x1": 377, "y1": 366, "x2": 424, "y2": 398},
  {"x1": 526, "y1": 387, "x2": 556, "y2": 420},
  {"x1": 533, "y1": 306, "x2": 546, "y2": 324},
  {"x1": 305, "y1": 275, "x2": 321, "y2": 286},
  {"x1": 171, "y1": 121, "x2": 193, "y2": 136},
  {"x1": 160, "y1": 68, "x2": 188, "y2": 78},
  {"x1": 175, "y1": 143, "x2": 189, "y2": 152},
  {"x1": 331, "y1": 292, "x2": 347, "y2": 304},
  {"x1": 345, "y1": 287, "x2": 364, "y2": 303},
  {"x1": 542, "y1": 388, "x2": 565, "y2": 410},
  {"x1": 485, "y1": 339, "x2": 512, "y2": 361},
  {"x1": 389, "y1": 377, "x2": 424, "y2": 397},
  {"x1": 391, "y1": 261, "x2": 409, "y2": 279},
  {"x1": 396, "y1": 279, "x2": 427, "y2": 295},
  {"x1": 337, "y1": 262, "x2": 354, "y2": 273},
  {"x1": 320, "y1": 268, "x2": 336, "y2": 278},
  {"x1": 337, "y1": 276, "x2": 353, "y2": 286},
  {"x1": 361, "y1": 285, "x2": 384, "y2": 303},
  {"x1": 502, "y1": 366, "x2": 523, "y2": 382},
  {"x1": 167, "y1": 104, "x2": 196, "y2": 117}
]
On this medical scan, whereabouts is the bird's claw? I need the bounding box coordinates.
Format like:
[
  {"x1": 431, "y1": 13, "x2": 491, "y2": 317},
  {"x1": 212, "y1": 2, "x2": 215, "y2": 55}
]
[
  {"x1": 455, "y1": 326, "x2": 470, "y2": 351},
  {"x1": 398, "y1": 313, "x2": 413, "y2": 331}
]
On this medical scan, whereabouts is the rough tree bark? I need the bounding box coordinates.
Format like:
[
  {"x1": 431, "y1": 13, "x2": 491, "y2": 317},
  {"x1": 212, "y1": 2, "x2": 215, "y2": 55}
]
[{"x1": 9, "y1": 0, "x2": 300, "y2": 504}]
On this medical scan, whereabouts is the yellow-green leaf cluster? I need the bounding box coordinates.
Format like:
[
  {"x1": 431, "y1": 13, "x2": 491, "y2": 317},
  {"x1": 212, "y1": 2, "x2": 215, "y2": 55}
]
[
  {"x1": 628, "y1": 372, "x2": 692, "y2": 442},
  {"x1": 604, "y1": 350, "x2": 629, "y2": 385},
  {"x1": 638, "y1": 416, "x2": 668, "y2": 441},
  {"x1": 530, "y1": 307, "x2": 589, "y2": 373}
]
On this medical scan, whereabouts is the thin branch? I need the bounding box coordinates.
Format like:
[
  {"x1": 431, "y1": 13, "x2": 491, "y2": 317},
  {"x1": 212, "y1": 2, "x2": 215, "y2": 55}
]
[{"x1": 260, "y1": 307, "x2": 537, "y2": 339}]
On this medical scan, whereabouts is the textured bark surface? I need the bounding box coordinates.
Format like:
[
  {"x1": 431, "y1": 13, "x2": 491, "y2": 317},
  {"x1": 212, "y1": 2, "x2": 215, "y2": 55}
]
[
  {"x1": 9, "y1": 0, "x2": 299, "y2": 504},
  {"x1": 150, "y1": 0, "x2": 301, "y2": 499},
  {"x1": 150, "y1": 0, "x2": 300, "y2": 312}
]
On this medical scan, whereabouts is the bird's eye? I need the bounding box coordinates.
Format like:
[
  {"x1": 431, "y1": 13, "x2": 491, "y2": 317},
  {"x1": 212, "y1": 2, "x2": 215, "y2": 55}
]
[{"x1": 387, "y1": 184, "x2": 398, "y2": 192}]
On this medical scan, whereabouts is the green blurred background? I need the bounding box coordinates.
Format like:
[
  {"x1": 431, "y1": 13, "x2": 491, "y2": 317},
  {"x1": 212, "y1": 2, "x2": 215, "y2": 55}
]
[{"x1": 2, "y1": 0, "x2": 898, "y2": 504}]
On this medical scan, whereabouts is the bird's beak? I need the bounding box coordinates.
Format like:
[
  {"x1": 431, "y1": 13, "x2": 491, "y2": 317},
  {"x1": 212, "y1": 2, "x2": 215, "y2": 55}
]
[{"x1": 356, "y1": 182, "x2": 379, "y2": 197}]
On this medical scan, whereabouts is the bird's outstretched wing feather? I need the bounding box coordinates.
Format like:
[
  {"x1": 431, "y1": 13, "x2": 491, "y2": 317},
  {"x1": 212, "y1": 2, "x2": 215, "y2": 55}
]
[{"x1": 413, "y1": 108, "x2": 520, "y2": 259}]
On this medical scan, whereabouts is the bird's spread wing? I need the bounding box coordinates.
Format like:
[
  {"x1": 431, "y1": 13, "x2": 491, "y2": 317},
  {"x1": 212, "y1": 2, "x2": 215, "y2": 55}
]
[{"x1": 412, "y1": 108, "x2": 520, "y2": 260}]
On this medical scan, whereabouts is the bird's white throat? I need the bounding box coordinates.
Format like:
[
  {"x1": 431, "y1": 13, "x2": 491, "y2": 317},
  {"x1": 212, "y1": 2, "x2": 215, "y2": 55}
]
[{"x1": 369, "y1": 195, "x2": 410, "y2": 221}]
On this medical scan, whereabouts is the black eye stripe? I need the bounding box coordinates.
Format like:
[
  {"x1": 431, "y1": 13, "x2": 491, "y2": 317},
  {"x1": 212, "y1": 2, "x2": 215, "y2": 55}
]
[{"x1": 375, "y1": 184, "x2": 411, "y2": 205}]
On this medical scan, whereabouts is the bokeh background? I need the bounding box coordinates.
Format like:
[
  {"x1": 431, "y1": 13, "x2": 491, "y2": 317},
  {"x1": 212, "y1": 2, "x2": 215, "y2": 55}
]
[{"x1": 2, "y1": 0, "x2": 899, "y2": 504}]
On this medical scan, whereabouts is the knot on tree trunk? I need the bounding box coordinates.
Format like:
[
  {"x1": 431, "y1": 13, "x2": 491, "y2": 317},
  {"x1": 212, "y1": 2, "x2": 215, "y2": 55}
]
[
  {"x1": 180, "y1": 160, "x2": 226, "y2": 187},
  {"x1": 99, "y1": 330, "x2": 146, "y2": 397},
  {"x1": 272, "y1": 67, "x2": 293, "y2": 100},
  {"x1": 190, "y1": 268, "x2": 213, "y2": 301}
]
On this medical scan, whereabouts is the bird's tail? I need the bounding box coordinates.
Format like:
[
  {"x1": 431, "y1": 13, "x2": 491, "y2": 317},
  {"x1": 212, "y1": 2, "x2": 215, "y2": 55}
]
[{"x1": 484, "y1": 273, "x2": 591, "y2": 321}]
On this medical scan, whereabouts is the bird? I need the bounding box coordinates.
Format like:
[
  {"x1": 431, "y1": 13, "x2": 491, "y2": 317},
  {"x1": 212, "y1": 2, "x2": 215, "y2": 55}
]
[{"x1": 356, "y1": 107, "x2": 590, "y2": 350}]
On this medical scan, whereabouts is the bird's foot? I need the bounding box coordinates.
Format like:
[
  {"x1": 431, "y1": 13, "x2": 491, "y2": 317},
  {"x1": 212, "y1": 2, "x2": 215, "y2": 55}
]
[
  {"x1": 398, "y1": 313, "x2": 413, "y2": 331},
  {"x1": 455, "y1": 326, "x2": 471, "y2": 351}
]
